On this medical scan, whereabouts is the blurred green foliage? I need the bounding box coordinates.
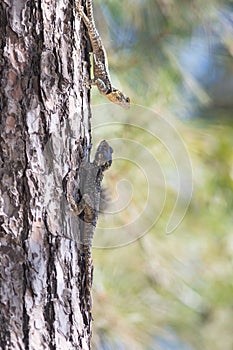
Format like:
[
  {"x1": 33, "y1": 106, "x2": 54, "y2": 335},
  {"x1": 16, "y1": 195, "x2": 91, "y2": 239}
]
[{"x1": 89, "y1": 1, "x2": 233, "y2": 349}]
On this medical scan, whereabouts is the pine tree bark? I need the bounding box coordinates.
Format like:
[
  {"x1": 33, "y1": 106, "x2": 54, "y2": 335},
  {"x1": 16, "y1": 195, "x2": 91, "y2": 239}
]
[{"x1": 0, "y1": 1, "x2": 93, "y2": 349}]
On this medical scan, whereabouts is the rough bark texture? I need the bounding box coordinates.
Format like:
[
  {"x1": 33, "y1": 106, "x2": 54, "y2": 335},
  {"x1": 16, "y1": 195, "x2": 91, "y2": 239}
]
[{"x1": 0, "y1": 0, "x2": 92, "y2": 349}]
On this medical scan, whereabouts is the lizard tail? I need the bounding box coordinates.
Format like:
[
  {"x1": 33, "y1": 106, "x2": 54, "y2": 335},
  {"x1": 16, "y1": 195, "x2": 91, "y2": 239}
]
[
  {"x1": 86, "y1": 0, "x2": 94, "y2": 23},
  {"x1": 84, "y1": 0, "x2": 104, "y2": 54}
]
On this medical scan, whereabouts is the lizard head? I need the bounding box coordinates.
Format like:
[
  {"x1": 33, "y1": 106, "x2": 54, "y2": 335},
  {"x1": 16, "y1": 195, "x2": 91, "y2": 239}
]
[
  {"x1": 106, "y1": 89, "x2": 130, "y2": 109},
  {"x1": 94, "y1": 140, "x2": 113, "y2": 170}
]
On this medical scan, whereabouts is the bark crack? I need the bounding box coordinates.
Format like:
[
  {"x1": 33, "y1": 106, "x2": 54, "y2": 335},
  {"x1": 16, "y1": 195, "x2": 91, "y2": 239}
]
[
  {"x1": 22, "y1": 265, "x2": 30, "y2": 350},
  {"x1": 43, "y1": 234, "x2": 57, "y2": 349}
]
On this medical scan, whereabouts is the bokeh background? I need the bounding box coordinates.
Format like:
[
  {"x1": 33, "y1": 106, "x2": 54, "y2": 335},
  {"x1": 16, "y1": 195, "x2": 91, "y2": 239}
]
[{"x1": 89, "y1": 1, "x2": 233, "y2": 349}]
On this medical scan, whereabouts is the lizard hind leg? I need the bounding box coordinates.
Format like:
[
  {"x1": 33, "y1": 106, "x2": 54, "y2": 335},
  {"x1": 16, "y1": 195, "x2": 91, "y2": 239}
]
[{"x1": 76, "y1": 1, "x2": 91, "y2": 28}]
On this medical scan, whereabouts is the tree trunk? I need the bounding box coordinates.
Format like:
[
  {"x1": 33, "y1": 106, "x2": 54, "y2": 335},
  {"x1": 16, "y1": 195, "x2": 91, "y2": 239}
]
[{"x1": 0, "y1": 1, "x2": 94, "y2": 348}]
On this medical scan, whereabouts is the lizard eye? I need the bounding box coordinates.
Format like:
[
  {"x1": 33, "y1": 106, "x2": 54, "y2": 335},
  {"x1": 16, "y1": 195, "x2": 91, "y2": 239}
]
[{"x1": 126, "y1": 97, "x2": 130, "y2": 103}]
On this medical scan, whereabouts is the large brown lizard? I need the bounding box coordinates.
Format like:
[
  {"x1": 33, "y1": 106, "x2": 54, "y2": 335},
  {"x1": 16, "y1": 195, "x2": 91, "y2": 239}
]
[{"x1": 76, "y1": 0, "x2": 130, "y2": 109}]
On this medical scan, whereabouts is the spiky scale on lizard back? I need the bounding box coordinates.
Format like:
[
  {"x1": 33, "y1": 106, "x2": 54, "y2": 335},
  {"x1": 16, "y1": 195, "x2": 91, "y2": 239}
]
[{"x1": 76, "y1": 0, "x2": 130, "y2": 109}]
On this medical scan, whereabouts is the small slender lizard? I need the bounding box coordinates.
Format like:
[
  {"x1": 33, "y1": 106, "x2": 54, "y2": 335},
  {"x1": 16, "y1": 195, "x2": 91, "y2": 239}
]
[
  {"x1": 68, "y1": 140, "x2": 113, "y2": 310},
  {"x1": 76, "y1": 0, "x2": 130, "y2": 109}
]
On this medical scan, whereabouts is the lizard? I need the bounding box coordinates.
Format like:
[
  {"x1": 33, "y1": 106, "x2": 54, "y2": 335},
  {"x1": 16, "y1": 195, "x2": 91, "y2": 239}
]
[
  {"x1": 76, "y1": 0, "x2": 130, "y2": 109},
  {"x1": 67, "y1": 140, "x2": 113, "y2": 311}
]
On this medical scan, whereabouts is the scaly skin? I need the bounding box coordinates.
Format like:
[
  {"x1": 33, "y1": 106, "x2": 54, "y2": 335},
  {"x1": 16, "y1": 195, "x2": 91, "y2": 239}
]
[
  {"x1": 68, "y1": 140, "x2": 113, "y2": 312},
  {"x1": 76, "y1": 0, "x2": 130, "y2": 109}
]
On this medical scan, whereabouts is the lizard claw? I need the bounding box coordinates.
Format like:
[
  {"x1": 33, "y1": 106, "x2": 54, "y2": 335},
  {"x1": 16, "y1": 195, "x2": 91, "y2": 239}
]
[{"x1": 83, "y1": 76, "x2": 91, "y2": 90}]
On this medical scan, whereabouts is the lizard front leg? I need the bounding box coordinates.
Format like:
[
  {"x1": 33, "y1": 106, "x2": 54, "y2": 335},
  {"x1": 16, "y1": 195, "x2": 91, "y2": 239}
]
[
  {"x1": 83, "y1": 71, "x2": 111, "y2": 95},
  {"x1": 67, "y1": 191, "x2": 87, "y2": 215},
  {"x1": 90, "y1": 77, "x2": 110, "y2": 95}
]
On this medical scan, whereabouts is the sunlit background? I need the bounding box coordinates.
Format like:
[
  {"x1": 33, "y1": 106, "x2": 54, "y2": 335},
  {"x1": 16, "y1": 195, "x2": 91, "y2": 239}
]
[{"x1": 88, "y1": 1, "x2": 233, "y2": 349}]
